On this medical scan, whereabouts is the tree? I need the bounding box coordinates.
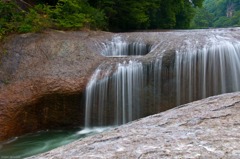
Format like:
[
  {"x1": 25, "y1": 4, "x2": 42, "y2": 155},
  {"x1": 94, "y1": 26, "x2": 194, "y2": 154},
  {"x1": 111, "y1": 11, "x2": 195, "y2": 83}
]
[
  {"x1": 0, "y1": 1, "x2": 24, "y2": 37},
  {"x1": 191, "y1": 7, "x2": 214, "y2": 28},
  {"x1": 89, "y1": 0, "x2": 156, "y2": 31},
  {"x1": 0, "y1": 0, "x2": 205, "y2": 37},
  {"x1": 192, "y1": 0, "x2": 240, "y2": 28},
  {"x1": 89, "y1": 0, "x2": 204, "y2": 30}
]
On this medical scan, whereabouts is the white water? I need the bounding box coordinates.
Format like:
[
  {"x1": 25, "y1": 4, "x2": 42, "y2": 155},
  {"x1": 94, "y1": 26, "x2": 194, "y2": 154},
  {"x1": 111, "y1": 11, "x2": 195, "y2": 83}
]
[
  {"x1": 100, "y1": 36, "x2": 150, "y2": 56},
  {"x1": 85, "y1": 31, "x2": 240, "y2": 128},
  {"x1": 175, "y1": 40, "x2": 240, "y2": 105},
  {"x1": 85, "y1": 60, "x2": 144, "y2": 127},
  {"x1": 5, "y1": 29, "x2": 240, "y2": 158}
]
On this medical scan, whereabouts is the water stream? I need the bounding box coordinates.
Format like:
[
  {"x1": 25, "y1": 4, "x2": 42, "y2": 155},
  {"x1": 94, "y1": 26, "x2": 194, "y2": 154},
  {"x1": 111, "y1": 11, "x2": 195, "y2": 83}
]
[
  {"x1": 85, "y1": 32, "x2": 240, "y2": 127},
  {"x1": 0, "y1": 127, "x2": 111, "y2": 158},
  {"x1": 1, "y1": 29, "x2": 240, "y2": 158}
]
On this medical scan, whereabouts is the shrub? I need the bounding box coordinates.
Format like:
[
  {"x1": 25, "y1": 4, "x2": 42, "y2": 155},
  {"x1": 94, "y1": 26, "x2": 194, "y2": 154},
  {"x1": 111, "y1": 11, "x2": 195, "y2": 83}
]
[
  {"x1": 50, "y1": 0, "x2": 106, "y2": 30},
  {"x1": 0, "y1": 0, "x2": 107, "y2": 39},
  {"x1": 0, "y1": 1, "x2": 24, "y2": 36},
  {"x1": 18, "y1": 4, "x2": 52, "y2": 33}
]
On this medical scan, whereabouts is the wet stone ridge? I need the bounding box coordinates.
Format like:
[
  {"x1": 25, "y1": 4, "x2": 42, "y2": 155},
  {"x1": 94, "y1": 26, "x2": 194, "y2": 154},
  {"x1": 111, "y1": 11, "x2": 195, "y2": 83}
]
[{"x1": 30, "y1": 92, "x2": 240, "y2": 159}]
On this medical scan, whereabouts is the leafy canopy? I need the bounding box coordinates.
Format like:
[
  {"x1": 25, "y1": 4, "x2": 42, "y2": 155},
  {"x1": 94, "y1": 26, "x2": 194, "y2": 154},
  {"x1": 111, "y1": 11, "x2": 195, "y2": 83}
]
[
  {"x1": 89, "y1": 0, "x2": 204, "y2": 31},
  {"x1": 0, "y1": 0, "x2": 204, "y2": 39},
  {"x1": 191, "y1": 0, "x2": 240, "y2": 28}
]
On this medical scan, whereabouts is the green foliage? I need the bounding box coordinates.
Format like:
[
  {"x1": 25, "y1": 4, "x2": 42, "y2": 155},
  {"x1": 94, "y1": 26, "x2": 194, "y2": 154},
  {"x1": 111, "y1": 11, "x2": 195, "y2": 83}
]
[
  {"x1": 51, "y1": 0, "x2": 89, "y2": 29},
  {"x1": 89, "y1": 0, "x2": 204, "y2": 31},
  {"x1": 50, "y1": 0, "x2": 106, "y2": 29},
  {"x1": 0, "y1": 1, "x2": 23, "y2": 38},
  {"x1": 18, "y1": 4, "x2": 52, "y2": 33},
  {"x1": 191, "y1": 0, "x2": 240, "y2": 28},
  {"x1": 190, "y1": 7, "x2": 214, "y2": 28},
  {"x1": 0, "y1": 1, "x2": 53, "y2": 37},
  {"x1": 0, "y1": 0, "x2": 204, "y2": 37},
  {"x1": 0, "y1": 0, "x2": 107, "y2": 38},
  {"x1": 94, "y1": 0, "x2": 154, "y2": 30}
]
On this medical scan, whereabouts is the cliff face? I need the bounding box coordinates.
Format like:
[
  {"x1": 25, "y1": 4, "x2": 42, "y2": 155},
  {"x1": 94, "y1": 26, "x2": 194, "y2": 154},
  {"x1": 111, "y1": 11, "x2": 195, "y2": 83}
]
[{"x1": 0, "y1": 30, "x2": 109, "y2": 141}]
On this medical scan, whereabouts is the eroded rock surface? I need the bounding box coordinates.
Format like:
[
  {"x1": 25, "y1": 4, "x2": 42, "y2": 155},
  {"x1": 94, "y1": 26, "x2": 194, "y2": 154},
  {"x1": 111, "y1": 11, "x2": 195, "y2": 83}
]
[
  {"x1": 0, "y1": 30, "x2": 111, "y2": 140},
  {"x1": 30, "y1": 92, "x2": 240, "y2": 159}
]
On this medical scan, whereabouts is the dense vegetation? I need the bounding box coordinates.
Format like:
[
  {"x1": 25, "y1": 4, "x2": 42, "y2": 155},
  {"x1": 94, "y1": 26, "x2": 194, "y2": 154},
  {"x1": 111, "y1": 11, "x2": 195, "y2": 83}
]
[
  {"x1": 88, "y1": 0, "x2": 203, "y2": 30},
  {"x1": 191, "y1": 0, "x2": 240, "y2": 28},
  {"x1": 0, "y1": 0, "x2": 106, "y2": 39},
  {"x1": 0, "y1": 0, "x2": 204, "y2": 39}
]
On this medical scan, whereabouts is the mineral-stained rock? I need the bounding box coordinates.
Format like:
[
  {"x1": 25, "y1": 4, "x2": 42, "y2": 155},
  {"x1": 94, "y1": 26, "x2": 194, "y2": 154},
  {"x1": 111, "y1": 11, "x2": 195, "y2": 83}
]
[{"x1": 29, "y1": 92, "x2": 240, "y2": 159}]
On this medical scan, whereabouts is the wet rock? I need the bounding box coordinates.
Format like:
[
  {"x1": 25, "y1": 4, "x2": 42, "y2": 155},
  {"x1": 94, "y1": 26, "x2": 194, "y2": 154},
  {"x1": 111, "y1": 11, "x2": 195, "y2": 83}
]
[{"x1": 29, "y1": 92, "x2": 240, "y2": 159}]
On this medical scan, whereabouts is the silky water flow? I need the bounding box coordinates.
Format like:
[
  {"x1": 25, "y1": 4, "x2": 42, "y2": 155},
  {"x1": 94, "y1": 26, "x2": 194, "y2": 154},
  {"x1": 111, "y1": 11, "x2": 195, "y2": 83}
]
[
  {"x1": 2, "y1": 30, "x2": 240, "y2": 158},
  {"x1": 85, "y1": 35, "x2": 240, "y2": 127}
]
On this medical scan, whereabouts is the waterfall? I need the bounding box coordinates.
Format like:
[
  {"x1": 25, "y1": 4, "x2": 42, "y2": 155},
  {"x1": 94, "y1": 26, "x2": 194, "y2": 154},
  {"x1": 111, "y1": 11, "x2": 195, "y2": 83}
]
[
  {"x1": 175, "y1": 41, "x2": 240, "y2": 105},
  {"x1": 100, "y1": 36, "x2": 151, "y2": 56},
  {"x1": 85, "y1": 33, "x2": 240, "y2": 128},
  {"x1": 85, "y1": 60, "x2": 145, "y2": 127}
]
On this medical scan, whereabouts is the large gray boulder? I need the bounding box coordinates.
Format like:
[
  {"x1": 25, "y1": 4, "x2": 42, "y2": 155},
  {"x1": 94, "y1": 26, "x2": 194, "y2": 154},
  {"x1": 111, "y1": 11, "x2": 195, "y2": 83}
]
[{"x1": 30, "y1": 92, "x2": 240, "y2": 159}]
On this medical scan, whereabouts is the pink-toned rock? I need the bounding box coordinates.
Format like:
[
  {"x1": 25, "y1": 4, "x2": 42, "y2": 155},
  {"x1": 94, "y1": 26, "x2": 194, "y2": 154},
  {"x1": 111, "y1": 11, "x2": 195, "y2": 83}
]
[{"x1": 0, "y1": 30, "x2": 110, "y2": 141}]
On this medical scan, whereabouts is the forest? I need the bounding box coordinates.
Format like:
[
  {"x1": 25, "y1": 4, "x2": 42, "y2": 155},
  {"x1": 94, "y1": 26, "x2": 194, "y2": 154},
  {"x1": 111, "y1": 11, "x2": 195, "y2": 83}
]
[
  {"x1": 1, "y1": 0, "x2": 239, "y2": 39},
  {"x1": 0, "y1": 0, "x2": 203, "y2": 38},
  {"x1": 191, "y1": 0, "x2": 240, "y2": 28}
]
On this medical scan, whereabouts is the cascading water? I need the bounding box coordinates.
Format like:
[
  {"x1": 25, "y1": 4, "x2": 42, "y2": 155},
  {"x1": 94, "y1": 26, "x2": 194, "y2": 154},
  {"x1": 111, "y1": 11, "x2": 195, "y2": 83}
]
[
  {"x1": 4, "y1": 29, "x2": 240, "y2": 158},
  {"x1": 85, "y1": 31, "x2": 240, "y2": 128},
  {"x1": 3, "y1": 29, "x2": 240, "y2": 158},
  {"x1": 85, "y1": 61, "x2": 144, "y2": 127},
  {"x1": 99, "y1": 36, "x2": 151, "y2": 56},
  {"x1": 175, "y1": 39, "x2": 240, "y2": 105}
]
